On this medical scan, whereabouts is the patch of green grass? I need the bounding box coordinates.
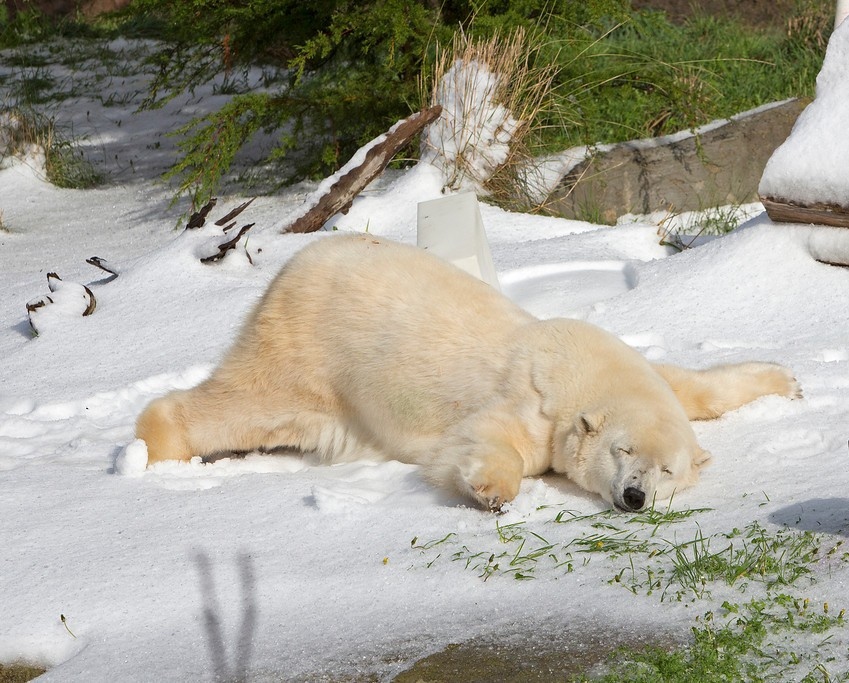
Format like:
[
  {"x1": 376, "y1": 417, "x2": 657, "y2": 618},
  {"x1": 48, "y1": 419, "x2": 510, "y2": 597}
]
[
  {"x1": 648, "y1": 200, "x2": 764, "y2": 250},
  {"x1": 10, "y1": 66, "x2": 56, "y2": 104},
  {"x1": 547, "y1": 3, "x2": 830, "y2": 153},
  {"x1": 667, "y1": 523, "x2": 823, "y2": 600},
  {"x1": 411, "y1": 507, "x2": 839, "y2": 603},
  {"x1": 580, "y1": 596, "x2": 848, "y2": 683},
  {"x1": 581, "y1": 620, "x2": 762, "y2": 683}
]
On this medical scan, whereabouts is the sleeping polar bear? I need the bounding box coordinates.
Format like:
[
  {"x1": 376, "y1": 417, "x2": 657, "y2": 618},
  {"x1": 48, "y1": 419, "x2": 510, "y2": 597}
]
[{"x1": 136, "y1": 234, "x2": 799, "y2": 512}]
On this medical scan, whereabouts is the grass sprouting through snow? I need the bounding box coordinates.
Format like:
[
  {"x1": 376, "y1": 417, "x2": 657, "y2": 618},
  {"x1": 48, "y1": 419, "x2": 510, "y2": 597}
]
[
  {"x1": 411, "y1": 506, "x2": 836, "y2": 597},
  {"x1": 411, "y1": 503, "x2": 849, "y2": 681}
]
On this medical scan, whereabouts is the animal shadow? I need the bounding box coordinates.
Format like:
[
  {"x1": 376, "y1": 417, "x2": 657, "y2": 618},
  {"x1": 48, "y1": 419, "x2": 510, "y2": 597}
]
[
  {"x1": 193, "y1": 551, "x2": 258, "y2": 682},
  {"x1": 769, "y1": 498, "x2": 849, "y2": 537}
]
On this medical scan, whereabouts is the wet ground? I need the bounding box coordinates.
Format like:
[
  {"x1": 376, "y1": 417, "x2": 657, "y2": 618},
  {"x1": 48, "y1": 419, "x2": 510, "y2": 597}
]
[{"x1": 391, "y1": 627, "x2": 675, "y2": 683}]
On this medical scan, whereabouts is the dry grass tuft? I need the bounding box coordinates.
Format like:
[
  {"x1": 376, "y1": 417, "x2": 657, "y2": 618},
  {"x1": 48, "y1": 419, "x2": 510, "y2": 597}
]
[
  {"x1": 420, "y1": 27, "x2": 559, "y2": 208},
  {"x1": 0, "y1": 106, "x2": 101, "y2": 189},
  {"x1": 786, "y1": 0, "x2": 832, "y2": 51}
]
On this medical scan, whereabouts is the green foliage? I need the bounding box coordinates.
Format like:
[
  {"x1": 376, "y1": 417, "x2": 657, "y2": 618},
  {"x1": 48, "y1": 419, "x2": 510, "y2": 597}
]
[
  {"x1": 164, "y1": 93, "x2": 280, "y2": 206},
  {"x1": 132, "y1": 0, "x2": 458, "y2": 205},
  {"x1": 410, "y1": 508, "x2": 841, "y2": 605},
  {"x1": 0, "y1": 7, "x2": 53, "y2": 46},
  {"x1": 579, "y1": 596, "x2": 848, "y2": 683},
  {"x1": 547, "y1": 6, "x2": 828, "y2": 150},
  {"x1": 122, "y1": 0, "x2": 629, "y2": 207},
  {"x1": 666, "y1": 522, "x2": 821, "y2": 600},
  {"x1": 2, "y1": 0, "x2": 826, "y2": 208},
  {"x1": 412, "y1": 508, "x2": 849, "y2": 682},
  {"x1": 45, "y1": 136, "x2": 103, "y2": 189},
  {"x1": 582, "y1": 620, "x2": 761, "y2": 682}
]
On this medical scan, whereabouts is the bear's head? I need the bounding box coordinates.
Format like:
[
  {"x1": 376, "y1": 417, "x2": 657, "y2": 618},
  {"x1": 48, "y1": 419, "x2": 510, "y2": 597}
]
[
  {"x1": 550, "y1": 405, "x2": 712, "y2": 511},
  {"x1": 526, "y1": 319, "x2": 712, "y2": 512}
]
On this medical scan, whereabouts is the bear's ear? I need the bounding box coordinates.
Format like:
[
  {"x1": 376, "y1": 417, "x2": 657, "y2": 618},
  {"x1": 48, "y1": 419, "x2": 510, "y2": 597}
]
[
  {"x1": 578, "y1": 412, "x2": 605, "y2": 435},
  {"x1": 692, "y1": 447, "x2": 712, "y2": 470}
]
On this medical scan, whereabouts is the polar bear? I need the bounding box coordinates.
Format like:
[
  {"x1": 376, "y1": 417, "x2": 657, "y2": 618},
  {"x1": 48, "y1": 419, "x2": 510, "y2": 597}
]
[{"x1": 136, "y1": 234, "x2": 799, "y2": 511}]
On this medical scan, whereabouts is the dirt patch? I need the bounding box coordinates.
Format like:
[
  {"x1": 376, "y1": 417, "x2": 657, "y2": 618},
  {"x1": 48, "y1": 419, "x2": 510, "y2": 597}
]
[
  {"x1": 0, "y1": 662, "x2": 47, "y2": 683},
  {"x1": 392, "y1": 626, "x2": 680, "y2": 683}
]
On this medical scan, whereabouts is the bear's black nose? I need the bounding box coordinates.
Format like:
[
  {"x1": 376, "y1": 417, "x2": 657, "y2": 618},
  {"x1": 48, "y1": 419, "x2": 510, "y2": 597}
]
[{"x1": 623, "y1": 487, "x2": 645, "y2": 510}]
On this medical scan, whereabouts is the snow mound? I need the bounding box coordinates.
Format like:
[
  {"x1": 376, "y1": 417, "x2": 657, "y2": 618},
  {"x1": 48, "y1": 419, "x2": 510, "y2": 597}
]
[
  {"x1": 759, "y1": 19, "x2": 849, "y2": 205},
  {"x1": 115, "y1": 439, "x2": 148, "y2": 476}
]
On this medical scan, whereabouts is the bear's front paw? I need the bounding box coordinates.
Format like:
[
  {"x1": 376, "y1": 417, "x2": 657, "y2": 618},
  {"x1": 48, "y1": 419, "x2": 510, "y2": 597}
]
[
  {"x1": 472, "y1": 485, "x2": 510, "y2": 513},
  {"x1": 463, "y1": 456, "x2": 523, "y2": 513},
  {"x1": 783, "y1": 370, "x2": 803, "y2": 400}
]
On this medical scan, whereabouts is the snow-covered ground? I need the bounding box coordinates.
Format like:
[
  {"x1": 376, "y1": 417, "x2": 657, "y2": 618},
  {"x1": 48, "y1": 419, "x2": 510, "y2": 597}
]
[{"x1": 2, "y1": 26, "x2": 849, "y2": 683}]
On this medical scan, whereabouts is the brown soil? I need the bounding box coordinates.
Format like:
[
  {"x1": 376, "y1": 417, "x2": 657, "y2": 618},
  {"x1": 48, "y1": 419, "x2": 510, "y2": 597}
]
[
  {"x1": 631, "y1": 0, "x2": 797, "y2": 29},
  {"x1": 0, "y1": 663, "x2": 47, "y2": 683}
]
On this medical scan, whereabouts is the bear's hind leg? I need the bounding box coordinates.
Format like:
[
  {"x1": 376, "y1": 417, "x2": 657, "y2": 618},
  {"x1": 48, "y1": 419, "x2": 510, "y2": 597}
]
[
  {"x1": 136, "y1": 384, "x2": 268, "y2": 464},
  {"x1": 135, "y1": 391, "x2": 193, "y2": 463},
  {"x1": 653, "y1": 361, "x2": 801, "y2": 420},
  {"x1": 136, "y1": 381, "x2": 345, "y2": 465}
]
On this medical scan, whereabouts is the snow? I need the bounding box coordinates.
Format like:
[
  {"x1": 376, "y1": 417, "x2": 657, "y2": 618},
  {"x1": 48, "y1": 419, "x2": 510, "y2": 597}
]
[
  {"x1": 2, "y1": 34, "x2": 849, "y2": 683},
  {"x1": 421, "y1": 58, "x2": 520, "y2": 192},
  {"x1": 759, "y1": 19, "x2": 849, "y2": 205}
]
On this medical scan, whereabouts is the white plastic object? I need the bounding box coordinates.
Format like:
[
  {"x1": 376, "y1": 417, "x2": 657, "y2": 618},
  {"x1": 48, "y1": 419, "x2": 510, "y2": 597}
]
[{"x1": 416, "y1": 193, "x2": 501, "y2": 291}]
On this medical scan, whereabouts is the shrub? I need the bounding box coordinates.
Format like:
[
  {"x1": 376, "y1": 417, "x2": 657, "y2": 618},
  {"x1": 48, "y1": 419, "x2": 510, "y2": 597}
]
[{"x1": 126, "y1": 0, "x2": 628, "y2": 208}]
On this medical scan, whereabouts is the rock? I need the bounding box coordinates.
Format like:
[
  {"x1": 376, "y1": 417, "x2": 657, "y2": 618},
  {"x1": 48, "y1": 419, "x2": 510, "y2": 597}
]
[{"x1": 545, "y1": 99, "x2": 807, "y2": 224}]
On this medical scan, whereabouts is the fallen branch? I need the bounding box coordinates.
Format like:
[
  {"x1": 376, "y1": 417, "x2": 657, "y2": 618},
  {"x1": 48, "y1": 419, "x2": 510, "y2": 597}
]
[
  {"x1": 185, "y1": 198, "x2": 218, "y2": 230},
  {"x1": 215, "y1": 198, "x2": 256, "y2": 226},
  {"x1": 86, "y1": 256, "x2": 119, "y2": 277},
  {"x1": 283, "y1": 105, "x2": 442, "y2": 234},
  {"x1": 201, "y1": 224, "x2": 254, "y2": 263}
]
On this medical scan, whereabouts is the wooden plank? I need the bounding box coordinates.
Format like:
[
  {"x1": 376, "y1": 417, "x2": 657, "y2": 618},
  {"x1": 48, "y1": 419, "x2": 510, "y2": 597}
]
[{"x1": 761, "y1": 196, "x2": 849, "y2": 229}]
